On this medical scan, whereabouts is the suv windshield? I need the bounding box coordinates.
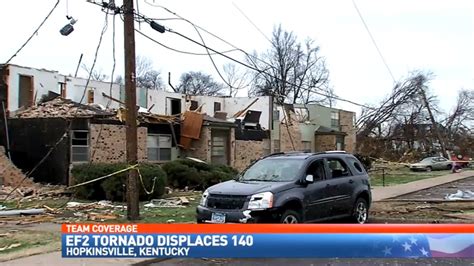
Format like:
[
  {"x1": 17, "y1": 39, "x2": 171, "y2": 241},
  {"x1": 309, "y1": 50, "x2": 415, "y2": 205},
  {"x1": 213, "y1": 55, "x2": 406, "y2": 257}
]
[{"x1": 239, "y1": 158, "x2": 304, "y2": 182}]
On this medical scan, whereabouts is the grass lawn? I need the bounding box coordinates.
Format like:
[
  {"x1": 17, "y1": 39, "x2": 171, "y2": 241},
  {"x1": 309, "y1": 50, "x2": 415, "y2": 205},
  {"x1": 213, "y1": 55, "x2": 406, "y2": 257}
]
[
  {"x1": 0, "y1": 229, "x2": 60, "y2": 257},
  {"x1": 369, "y1": 167, "x2": 451, "y2": 186}
]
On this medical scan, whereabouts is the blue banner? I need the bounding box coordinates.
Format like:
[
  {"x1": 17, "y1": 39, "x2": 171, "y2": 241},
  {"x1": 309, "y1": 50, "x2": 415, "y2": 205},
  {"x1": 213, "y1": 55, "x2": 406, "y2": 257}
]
[{"x1": 62, "y1": 233, "x2": 474, "y2": 258}]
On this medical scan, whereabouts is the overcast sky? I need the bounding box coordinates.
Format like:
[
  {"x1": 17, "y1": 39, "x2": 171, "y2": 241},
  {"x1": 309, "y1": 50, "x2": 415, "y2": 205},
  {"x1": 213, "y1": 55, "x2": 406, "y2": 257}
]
[{"x1": 1, "y1": 0, "x2": 472, "y2": 115}]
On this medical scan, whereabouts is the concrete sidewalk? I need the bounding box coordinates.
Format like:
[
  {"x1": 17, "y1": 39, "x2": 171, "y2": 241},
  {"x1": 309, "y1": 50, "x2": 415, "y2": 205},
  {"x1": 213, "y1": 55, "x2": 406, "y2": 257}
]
[{"x1": 371, "y1": 170, "x2": 474, "y2": 201}]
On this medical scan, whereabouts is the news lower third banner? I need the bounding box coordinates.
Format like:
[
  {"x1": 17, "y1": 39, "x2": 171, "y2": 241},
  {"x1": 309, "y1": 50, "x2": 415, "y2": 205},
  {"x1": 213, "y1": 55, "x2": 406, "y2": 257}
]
[{"x1": 62, "y1": 224, "x2": 474, "y2": 259}]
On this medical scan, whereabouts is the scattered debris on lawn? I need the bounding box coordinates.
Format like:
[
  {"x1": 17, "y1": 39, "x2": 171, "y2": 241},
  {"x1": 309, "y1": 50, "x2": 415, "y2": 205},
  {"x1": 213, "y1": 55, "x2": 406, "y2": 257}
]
[
  {"x1": 144, "y1": 197, "x2": 188, "y2": 208},
  {"x1": 66, "y1": 201, "x2": 125, "y2": 210},
  {"x1": 0, "y1": 184, "x2": 69, "y2": 201},
  {"x1": 445, "y1": 190, "x2": 474, "y2": 200},
  {"x1": 0, "y1": 208, "x2": 45, "y2": 216},
  {"x1": 0, "y1": 243, "x2": 21, "y2": 252}
]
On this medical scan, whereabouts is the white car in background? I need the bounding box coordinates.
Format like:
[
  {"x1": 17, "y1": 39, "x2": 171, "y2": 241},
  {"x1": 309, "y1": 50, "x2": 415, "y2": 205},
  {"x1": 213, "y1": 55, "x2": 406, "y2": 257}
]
[{"x1": 409, "y1": 157, "x2": 453, "y2": 172}]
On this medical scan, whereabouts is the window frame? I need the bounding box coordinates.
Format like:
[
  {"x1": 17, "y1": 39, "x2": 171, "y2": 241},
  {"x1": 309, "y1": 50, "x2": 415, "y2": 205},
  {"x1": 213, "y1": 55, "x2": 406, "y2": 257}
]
[
  {"x1": 147, "y1": 134, "x2": 172, "y2": 162},
  {"x1": 331, "y1": 111, "x2": 340, "y2": 127},
  {"x1": 71, "y1": 130, "x2": 89, "y2": 163},
  {"x1": 326, "y1": 157, "x2": 353, "y2": 178}
]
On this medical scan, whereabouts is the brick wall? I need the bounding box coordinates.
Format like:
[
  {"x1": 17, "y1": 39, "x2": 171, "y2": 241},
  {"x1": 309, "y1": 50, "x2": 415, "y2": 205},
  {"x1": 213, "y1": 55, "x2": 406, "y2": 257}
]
[
  {"x1": 339, "y1": 110, "x2": 356, "y2": 153},
  {"x1": 314, "y1": 135, "x2": 337, "y2": 151},
  {"x1": 280, "y1": 110, "x2": 303, "y2": 152},
  {"x1": 0, "y1": 146, "x2": 34, "y2": 186},
  {"x1": 89, "y1": 124, "x2": 147, "y2": 163},
  {"x1": 183, "y1": 126, "x2": 211, "y2": 162},
  {"x1": 234, "y1": 140, "x2": 265, "y2": 171}
]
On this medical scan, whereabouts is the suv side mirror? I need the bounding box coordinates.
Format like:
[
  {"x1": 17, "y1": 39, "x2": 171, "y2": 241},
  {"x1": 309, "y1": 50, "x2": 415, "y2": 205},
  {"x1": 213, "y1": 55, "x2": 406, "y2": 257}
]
[{"x1": 305, "y1": 174, "x2": 314, "y2": 183}]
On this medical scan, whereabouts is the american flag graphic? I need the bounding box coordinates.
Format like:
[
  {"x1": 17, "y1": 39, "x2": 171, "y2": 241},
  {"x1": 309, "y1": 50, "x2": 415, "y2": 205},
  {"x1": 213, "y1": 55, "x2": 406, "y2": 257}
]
[
  {"x1": 427, "y1": 234, "x2": 474, "y2": 257},
  {"x1": 373, "y1": 234, "x2": 474, "y2": 258}
]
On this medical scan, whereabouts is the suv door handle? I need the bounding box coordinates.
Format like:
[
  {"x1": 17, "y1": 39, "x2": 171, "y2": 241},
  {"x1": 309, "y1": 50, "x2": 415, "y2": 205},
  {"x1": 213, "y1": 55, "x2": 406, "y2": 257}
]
[{"x1": 349, "y1": 179, "x2": 354, "y2": 184}]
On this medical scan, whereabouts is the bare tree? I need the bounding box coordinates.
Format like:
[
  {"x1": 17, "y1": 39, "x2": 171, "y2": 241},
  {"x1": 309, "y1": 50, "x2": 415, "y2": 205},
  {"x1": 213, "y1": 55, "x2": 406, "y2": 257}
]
[
  {"x1": 249, "y1": 25, "x2": 330, "y2": 105},
  {"x1": 175, "y1": 71, "x2": 223, "y2": 96},
  {"x1": 135, "y1": 56, "x2": 163, "y2": 90},
  {"x1": 222, "y1": 63, "x2": 251, "y2": 97},
  {"x1": 81, "y1": 64, "x2": 108, "y2": 81}
]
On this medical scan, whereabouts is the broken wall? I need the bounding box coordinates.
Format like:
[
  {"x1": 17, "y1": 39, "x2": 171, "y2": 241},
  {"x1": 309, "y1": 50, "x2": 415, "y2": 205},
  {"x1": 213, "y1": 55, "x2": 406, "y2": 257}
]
[
  {"x1": 89, "y1": 123, "x2": 147, "y2": 163},
  {"x1": 7, "y1": 118, "x2": 70, "y2": 184},
  {"x1": 280, "y1": 110, "x2": 303, "y2": 152},
  {"x1": 0, "y1": 146, "x2": 33, "y2": 186},
  {"x1": 182, "y1": 126, "x2": 211, "y2": 162}
]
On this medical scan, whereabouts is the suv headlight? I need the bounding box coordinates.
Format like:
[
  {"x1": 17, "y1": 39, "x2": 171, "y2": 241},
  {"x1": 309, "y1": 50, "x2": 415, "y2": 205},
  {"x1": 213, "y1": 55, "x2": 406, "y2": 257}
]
[
  {"x1": 200, "y1": 190, "x2": 209, "y2": 206},
  {"x1": 248, "y1": 192, "x2": 273, "y2": 210}
]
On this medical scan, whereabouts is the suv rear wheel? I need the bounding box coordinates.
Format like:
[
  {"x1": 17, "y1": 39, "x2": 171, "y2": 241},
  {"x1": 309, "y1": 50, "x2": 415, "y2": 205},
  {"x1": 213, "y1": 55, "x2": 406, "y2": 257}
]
[
  {"x1": 352, "y1": 198, "x2": 369, "y2": 224},
  {"x1": 280, "y1": 210, "x2": 301, "y2": 224}
]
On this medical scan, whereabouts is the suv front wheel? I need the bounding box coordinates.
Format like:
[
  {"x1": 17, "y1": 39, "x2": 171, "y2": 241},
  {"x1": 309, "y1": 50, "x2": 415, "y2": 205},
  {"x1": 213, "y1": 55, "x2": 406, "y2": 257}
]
[
  {"x1": 280, "y1": 210, "x2": 301, "y2": 224},
  {"x1": 352, "y1": 198, "x2": 369, "y2": 224}
]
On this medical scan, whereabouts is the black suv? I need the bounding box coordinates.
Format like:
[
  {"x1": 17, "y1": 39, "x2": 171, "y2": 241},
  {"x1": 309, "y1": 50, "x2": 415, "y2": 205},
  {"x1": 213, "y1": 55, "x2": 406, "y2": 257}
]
[{"x1": 196, "y1": 151, "x2": 372, "y2": 224}]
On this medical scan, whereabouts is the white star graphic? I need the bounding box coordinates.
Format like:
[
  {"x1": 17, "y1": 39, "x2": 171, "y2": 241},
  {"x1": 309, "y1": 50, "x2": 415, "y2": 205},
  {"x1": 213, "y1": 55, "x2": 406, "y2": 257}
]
[
  {"x1": 420, "y1": 247, "x2": 429, "y2": 257},
  {"x1": 402, "y1": 242, "x2": 412, "y2": 252},
  {"x1": 409, "y1": 236, "x2": 418, "y2": 245},
  {"x1": 382, "y1": 246, "x2": 392, "y2": 256},
  {"x1": 392, "y1": 235, "x2": 400, "y2": 242}
]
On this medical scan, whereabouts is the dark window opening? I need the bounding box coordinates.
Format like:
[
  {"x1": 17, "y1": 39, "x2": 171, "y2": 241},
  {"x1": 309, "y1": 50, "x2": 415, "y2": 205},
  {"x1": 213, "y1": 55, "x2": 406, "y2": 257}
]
[
  {"x1": 169, "y1": 98, "x2": 181, "y2": 115},
  {"x1": 19, "y1": 75, "x2": 34, "y2": 108},
  {"x1": 190, "y1": 100, "x2": 198, "y2": 111},
  {"x1": 214, "y1": 102, "x2": 221, "y2": 113}
]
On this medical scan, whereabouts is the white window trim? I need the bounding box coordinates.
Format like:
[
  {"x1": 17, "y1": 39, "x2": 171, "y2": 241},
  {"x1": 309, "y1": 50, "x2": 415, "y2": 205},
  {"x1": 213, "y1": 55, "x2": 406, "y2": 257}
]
[
  {"x1": 71, "y1": 130, "x2": 89, "y2": 163},
  {"x1": 147, "y1": 134, "x2": 172, "y2": 162}
]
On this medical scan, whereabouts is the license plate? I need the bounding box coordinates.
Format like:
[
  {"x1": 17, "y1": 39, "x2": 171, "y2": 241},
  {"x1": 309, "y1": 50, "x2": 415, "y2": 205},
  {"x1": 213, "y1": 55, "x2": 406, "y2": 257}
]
[{"x1": 211, "y1": 212, "x2": 226, "y2": 223}]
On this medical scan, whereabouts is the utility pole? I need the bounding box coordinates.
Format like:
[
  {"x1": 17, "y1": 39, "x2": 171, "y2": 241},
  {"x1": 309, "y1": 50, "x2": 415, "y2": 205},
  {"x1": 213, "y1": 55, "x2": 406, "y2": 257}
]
[
  {"x1": 419, "y1": 87, "x2": 448, "y2": 158},
  {"x1": 123, "y1": 0, "x2": 139, "y2": 220}
]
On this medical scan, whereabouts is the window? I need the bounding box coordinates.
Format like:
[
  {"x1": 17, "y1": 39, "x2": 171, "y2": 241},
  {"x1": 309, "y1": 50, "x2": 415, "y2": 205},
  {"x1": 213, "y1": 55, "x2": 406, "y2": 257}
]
[
  {"x1": 18, "y1": 75, "x2": 34, "y2": 108},
  {"x1": 167, "y1": 98, "x2": 181, "y2": 115},
  {"x1": 327, "y1": 158, "x2": 352, "y2": 178},
  {"x1": 58, "y1": 82, "x2": 66, "y2": 97},
  {"x1": 214, "y1": 102, "x2": 221, "y2": 113},
  {"x1": 302, "y1": 141, "x2": 312, "y2": 152},
  {"x1": 349, "y1": 158, "x2": 365, "y2": 174},
  {"x1": 273, "y1": 140, "x2": 280, "y2": 153},
  {"x1": 211, "y1": 130, "x2": 229, "y2": 165},
  {"x1": 190, "y1": 100, "x2": 198, "y2": 111},
  {"x1": 273, "y1": 110, "x2": 280, "y2": 121},
  {"x1": 147, "y1": 134, "x2": 172, "y2": 161},
  {"x1": 87, "y1": 89, "x2": 95, "y2": 104},
  {"x1": 331, "y1": 111, "x2": 339, "y2": 127},
  {"x1": 71, "y1": 131, "x2": 89, "y2": 162},
  {"x1": 306, "y1": 160, "x2": 325, "y2": 181}
]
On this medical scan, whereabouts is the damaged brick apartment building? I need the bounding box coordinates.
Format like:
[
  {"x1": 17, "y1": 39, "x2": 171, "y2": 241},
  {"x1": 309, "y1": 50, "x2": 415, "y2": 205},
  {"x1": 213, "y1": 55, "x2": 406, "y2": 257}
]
[{"x1": 0, "y1": 64, "x2": 356, "y2": 185}]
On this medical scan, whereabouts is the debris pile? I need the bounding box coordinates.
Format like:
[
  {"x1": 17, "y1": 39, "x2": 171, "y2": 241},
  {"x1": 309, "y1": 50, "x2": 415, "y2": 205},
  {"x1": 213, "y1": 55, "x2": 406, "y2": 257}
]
[
  {"x1": 14, "y1": 97, "x2": 113, "y2": 118},
  {"x1": 0, "y1": 146, "x2": 33, "y2": 187},
  {"x1": 445, "y1": 190, "x2": 474, "y2": 200},
  {"x1": 0, "y1": 184, "x2": 68, "y2": 201},
  {"x1": 144, "y1": 197, "x2": 190, "y2": 208}
]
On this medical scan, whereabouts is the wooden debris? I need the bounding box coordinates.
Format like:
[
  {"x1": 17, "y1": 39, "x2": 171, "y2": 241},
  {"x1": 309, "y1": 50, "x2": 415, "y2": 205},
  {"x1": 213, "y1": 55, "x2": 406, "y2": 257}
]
[
  {"x1": 179, "y1": 197, "x2": 190, "y2": 205},
  {"x1": 0, "y1": 243, "x2": 21, "y2": 252}
]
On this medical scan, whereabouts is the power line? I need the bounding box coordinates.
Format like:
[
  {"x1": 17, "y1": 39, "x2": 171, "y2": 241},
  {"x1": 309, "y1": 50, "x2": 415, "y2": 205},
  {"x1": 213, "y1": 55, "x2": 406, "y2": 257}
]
[
  {"x1": 135, "y1": 28, "x2": 239, "y2": 56},
  {"x1": 232, "y1": 2, "x2": 272, "y2": 44},
  {"x1": 351, "y1": 0, "x2": 396, "y2": 83},
  {"x1": 4, "y1": 0, "x2": 61, "y2": 64}
]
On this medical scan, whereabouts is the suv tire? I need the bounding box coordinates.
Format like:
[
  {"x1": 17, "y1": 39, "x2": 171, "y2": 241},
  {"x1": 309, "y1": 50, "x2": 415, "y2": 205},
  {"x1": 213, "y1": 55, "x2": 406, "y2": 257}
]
[
  {"x1": 352, "y1": 198, "x2": 369, "y2": 224},
  {"x1": 280, "y1": 210, "x2": 301, "y2": 224}
]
